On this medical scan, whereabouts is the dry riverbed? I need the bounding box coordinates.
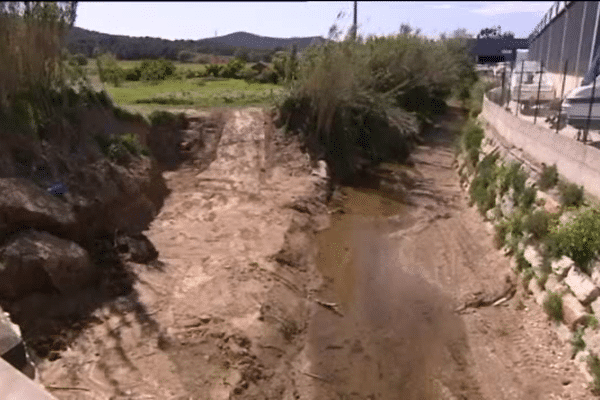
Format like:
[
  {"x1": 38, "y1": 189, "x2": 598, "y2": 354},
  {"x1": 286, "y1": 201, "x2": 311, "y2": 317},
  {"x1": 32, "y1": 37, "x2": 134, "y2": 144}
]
[{"x1": 36, "y1": 107, "x2": 593, "y2": 399}]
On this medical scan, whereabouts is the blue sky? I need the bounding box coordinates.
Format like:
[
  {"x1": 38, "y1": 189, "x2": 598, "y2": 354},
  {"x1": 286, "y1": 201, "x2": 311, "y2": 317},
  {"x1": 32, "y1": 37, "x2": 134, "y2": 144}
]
[{"x1": 75, "y1": 1, "x2": 554, "y2": 40}]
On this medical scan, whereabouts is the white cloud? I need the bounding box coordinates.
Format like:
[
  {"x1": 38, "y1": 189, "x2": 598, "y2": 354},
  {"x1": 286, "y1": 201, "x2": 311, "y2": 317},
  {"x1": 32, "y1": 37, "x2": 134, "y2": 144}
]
[{"x1": 470, "y1": 2, "x2": 552, "y2": 16}]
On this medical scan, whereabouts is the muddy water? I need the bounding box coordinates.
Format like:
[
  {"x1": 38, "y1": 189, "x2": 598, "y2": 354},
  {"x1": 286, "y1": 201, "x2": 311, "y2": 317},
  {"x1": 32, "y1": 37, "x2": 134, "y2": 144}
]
[{"x1": 309, "y1": 178, "x2": 482, "y2": 399}]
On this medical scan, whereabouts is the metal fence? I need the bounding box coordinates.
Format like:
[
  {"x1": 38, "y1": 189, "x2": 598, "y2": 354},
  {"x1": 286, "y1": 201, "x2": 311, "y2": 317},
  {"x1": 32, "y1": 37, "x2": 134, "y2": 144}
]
[{"x1": 529, "y1": 1, "x2": 600, "y2": 77}]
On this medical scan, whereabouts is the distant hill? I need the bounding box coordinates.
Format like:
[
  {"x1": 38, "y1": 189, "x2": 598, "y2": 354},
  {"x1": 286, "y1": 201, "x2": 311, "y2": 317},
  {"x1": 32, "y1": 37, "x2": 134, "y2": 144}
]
[
  {"x1": 196, "y1": 31, "x2": 327, "y2": 51},
  {"x1": 66, "y1": 26, "x2": 327, "y2": 61}
]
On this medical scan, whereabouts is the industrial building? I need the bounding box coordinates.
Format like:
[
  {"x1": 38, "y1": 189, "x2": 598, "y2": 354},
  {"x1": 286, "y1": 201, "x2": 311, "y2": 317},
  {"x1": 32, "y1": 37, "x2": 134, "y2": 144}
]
[{"x1": 529, "y1": 1, "x2": 600, "y2": 97}]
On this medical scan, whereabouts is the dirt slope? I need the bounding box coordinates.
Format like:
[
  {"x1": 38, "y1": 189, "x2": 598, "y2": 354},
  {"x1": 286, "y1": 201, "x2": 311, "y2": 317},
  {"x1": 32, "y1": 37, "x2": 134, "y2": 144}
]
[{"x1": 37, "y1": 108, "x2": 325, "y2": 399}]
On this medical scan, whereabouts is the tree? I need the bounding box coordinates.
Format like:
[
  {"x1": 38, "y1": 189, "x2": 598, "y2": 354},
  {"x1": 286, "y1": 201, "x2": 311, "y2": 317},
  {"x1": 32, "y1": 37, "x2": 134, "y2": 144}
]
[
  {"x1": 452, "y1": 28, "x2": 472, "y2": 39},
  {"x1": 477, "y1": 26, "x2": 515, "y2": 39},
  {"x1": 400, "y1": 23, "x2": 413, "y2": 36},
  {"x1": 233, "y1": 47, "x2": 249, "y2": 62}
]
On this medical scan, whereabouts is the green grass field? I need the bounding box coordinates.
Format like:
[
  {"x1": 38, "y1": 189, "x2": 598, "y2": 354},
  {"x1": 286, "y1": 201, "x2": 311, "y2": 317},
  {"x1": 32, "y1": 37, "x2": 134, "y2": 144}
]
[
  {"x1": 102, "y1": 77, "x2": 283, "y2": 109},
  {"x1": 83, "y1": 57, "x2": 282, "y2": 111}
]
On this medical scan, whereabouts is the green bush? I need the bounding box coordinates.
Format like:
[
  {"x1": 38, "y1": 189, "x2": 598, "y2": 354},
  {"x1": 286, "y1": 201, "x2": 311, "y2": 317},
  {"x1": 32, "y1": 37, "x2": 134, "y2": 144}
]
[
  {"x1": 494, "y1": 221, "x2": 508, "y2": 249},
  {"x1": 254, "y1": 70, "x2": 278, "y2": 84},
  {"x1": 206, "y1": 64, "x2": 223, "y2": 77},
  {"x1": 220, "y1": 58, "x2": 246, "y2": 78},
  {"x1": 523, "y1": 209, "x2": 550, "y2": 240},
  {"x1": 538, "y1": 164, "x2": 559, "y2": 191},
  {"x1": 522, "y1": 267, "x2": 535, "y2": 290},
  {"x1": 461, "y1": 119, "x2": 485, "y2": 155},
  {"x1": 97, "y1": 53, "x2": 125, "y2": 87},
  {"x1": 572, "y1": 327, "x2": 586, "y2": 358},
  {"x1": 543, "y1": 291, "x2": 563, "y2": 322},
  {"x1": 588, "y1": 353, "x2": 600, "y2": 395},
  {"x1": 148, "y1": 110, "x2": 186, "y2": 127},
  {"x1": 73, "y1": 53, "x2": 88, "y2": 66},
  {"x1": 559, "y1": 182, "x2": 584, "y2": 208},
  {"x1": 95, "y1": 132, "x2": 148, "y2": 161},
  {"x1": 551, "y1": 208, "x2": 600, "y2": 273},
  {"x1": 137, "y1": 59, "x2": 176, "y2": 82},
  {"x1": 519, "y1": 186, "x2": 537, "y2": 210},
  {"x1": 469, "y1": 152, "x2": 499, "y2": 215},
  {"x1": 124, "y1": 68, "x2": 141, "y2": 81},
  {"x1": 508, "y1": 162, "x2": 527, "y2": 197},
  {"x1": 515, "y1": 248, "x2": 531, "y2": 272}
]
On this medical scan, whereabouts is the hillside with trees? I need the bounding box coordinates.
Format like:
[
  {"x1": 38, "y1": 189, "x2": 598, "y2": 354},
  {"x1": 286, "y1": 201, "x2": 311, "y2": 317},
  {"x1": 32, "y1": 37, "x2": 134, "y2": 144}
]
[{"x1": 66, "y1": 26, "x2": 327, "y2": 62}]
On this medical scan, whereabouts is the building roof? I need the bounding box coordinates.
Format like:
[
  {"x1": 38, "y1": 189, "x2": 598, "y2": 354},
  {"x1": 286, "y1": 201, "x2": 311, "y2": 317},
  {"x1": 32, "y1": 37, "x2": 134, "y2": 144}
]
[{"x1": 466, "y1": 38, "x2": 530, "y2": 56}]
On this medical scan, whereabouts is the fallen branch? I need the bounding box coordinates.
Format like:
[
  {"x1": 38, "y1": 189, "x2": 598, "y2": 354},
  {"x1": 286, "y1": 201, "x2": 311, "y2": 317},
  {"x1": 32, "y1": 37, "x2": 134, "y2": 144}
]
[
  {"x1": 301, "y1": 371, "x2": 332, "y2": 383},
  {"x1": 314, "y1": 299, "x2": 344, "y2": 317},
  {"x1": 46, "y1": 386, "x2": 91, "y2": 392}
]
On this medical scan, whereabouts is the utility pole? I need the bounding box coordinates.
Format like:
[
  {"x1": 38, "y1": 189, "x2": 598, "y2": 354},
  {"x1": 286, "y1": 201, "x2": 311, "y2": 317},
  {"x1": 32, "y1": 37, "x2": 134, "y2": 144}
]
[{"x1": 352, "y1": 1, "x2": 357, "y2": 41}]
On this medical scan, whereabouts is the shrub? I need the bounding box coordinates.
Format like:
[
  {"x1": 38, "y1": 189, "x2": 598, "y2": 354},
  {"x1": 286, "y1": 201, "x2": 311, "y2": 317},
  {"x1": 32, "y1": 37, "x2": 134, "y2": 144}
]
[
  {"x1": 95, "y1": 90, "x2": 114, "y2": 108},
  {"x1": 95, "y1": 132, "x2": 148, "y2": 161},
  {"x1": 205, "y1": 64, "x2": 223, "y2": 77},
  {"x1": 538, "y1": 164, "x2": 559, "y2": 191},
  {"x1": 587, "y1": 315, "x2": 600, "y2": 330},
  {"x1": 254, "y1": 70, "x2": 278, "y2": 84},
  {"x1": 550, "y1": 207, "x2": 600, "y2": 273},
  {"x1": 515, "y1": 248, "x2": 531, "y2": 272},
  {"x1": 494, "y1": 222, "x2": 508, "y2": 249},
  {"x1": 571, "y1": 327, "x2": 586, "y2": 358},
  {"x1": 507, "y1": 162, "x2": 527, "y2": 197},
  {"x1": 468, "y1": 150, "x2": 499, "y2": 214},
  {"x1": 559, "y1": 182, "x2": 584, "y2": 208},
  {"x1": 522, "y1": 267, "x2": 535, "y2": 290},
  {"x1": 461, "y1": 119, "x2": 485, "y2": 155},
  {"x1": 97, "y1": 53, "x2": 125, "y2": 87},
  {"x1": 73, "y1": 53, "x2": 88, "y2": 66},
  {"x1": 543, "y1": 291, "x2": 563, "y2": 322},
  {"x1": 178, "y1": 50, "x2": 195, "y2": 62},
  {"x1": 523, "y1": 209, "x2": 550, "y2": 240},
  {"x1": 148, "y1": 110, "x2": 186, "y2": 127},
  {"x1": 220, "y1": 58, "x2": 246, "y2": 78},
  {"x1": 507, "y1": 210, "x2": 525, "y2": 240},
  {"x1": 138, "y1": 59, "x2": 176, "y2": 82},
  {"x1": 589, "y1": 353, "x2": 600, "y2": 395},
  {"x1": 519, "y1": 186, "x2": 537, "y2": 209},
  {"x1": 124, "y1": 68, "x2": 141, "y2": 81}
]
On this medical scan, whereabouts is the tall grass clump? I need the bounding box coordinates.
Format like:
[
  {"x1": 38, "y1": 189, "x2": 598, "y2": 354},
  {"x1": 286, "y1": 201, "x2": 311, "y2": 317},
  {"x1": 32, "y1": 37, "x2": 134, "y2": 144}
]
[
  {"x1": 0, "y1": 2, "x2": 86, "y2": 135},
  {"x1": 278, "y1": 24, "x2": 476, "y2": 182},
  {"x1": 538, "y1": 163, "x2": 559, "y2": 191}
]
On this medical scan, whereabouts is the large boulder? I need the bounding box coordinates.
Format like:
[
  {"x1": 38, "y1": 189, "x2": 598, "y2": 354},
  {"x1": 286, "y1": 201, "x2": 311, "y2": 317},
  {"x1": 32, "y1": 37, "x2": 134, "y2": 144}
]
[
  {"x1": 0, "y1": 178, "x2": 77, "y2": 239},
  {"x1": 0, "y1": 230, "x2": 96, "y2": 299},
  {"x1": 562, "y1": 293, "x2": 588, "y2": 330},
  {"x1": 524, "y1": 245, "x2": 543, "y2": 274},
  {"x1": 552, "y1": 256, "x2": 574, "y2": 279},
  {"x1": 564, "y1": 267, "x2": 600, "y2": 305}
]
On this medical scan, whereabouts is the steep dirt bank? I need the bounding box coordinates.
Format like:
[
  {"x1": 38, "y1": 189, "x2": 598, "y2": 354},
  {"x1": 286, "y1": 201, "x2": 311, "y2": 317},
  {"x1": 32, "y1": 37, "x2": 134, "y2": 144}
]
[
  {"x1": 303, "y1": 107, "x2": 592, "y2": 399},
  {"x1": 37, "y1": 108, "x2": 328, "y2": 399}
]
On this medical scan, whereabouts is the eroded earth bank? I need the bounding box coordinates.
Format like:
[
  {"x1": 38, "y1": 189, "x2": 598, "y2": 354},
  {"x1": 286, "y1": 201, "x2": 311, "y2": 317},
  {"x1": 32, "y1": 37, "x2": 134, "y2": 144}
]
[{"x1": 34, "y1": 107, "x2": 594, "y2": 399}]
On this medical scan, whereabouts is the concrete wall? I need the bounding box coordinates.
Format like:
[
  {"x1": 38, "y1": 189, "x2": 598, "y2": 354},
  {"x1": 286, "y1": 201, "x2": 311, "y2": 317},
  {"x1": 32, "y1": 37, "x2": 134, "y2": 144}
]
[
  {"x1": 0, "y1": 357, "x2": 56, "y2": 399},
  {"x1": 481, "y1": 88, "x2": 600, "y2": 199}
]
